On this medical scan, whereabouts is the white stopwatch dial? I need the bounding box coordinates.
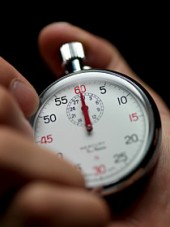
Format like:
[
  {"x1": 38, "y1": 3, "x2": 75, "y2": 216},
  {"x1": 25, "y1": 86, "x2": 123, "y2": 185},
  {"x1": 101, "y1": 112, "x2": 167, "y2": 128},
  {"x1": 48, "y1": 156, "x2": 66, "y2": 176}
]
[{"x1": 31, "y1": 42, "x2": 161, "y2": 196}]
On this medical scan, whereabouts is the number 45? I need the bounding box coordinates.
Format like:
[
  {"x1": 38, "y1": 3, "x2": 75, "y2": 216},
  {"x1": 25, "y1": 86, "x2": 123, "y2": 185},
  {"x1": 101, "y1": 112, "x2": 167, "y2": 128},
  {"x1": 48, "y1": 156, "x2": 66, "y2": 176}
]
[{"x1": 40, "y1": 134, "x2": 53, "y2": 144}]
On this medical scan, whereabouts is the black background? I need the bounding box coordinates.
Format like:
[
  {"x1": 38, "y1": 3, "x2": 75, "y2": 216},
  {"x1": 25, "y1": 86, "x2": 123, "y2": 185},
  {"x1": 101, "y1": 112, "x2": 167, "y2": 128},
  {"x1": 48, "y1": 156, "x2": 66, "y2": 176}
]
[{"x1": 0, "y1": 3, "x2": 169, "y2": 106}]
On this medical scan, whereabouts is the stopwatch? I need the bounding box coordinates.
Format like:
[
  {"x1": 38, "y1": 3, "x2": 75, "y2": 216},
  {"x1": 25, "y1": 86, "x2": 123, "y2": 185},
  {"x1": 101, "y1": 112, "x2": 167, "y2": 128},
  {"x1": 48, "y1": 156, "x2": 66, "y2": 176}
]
[{"x1": 30, "y1": 42, "x2": 161, "y2": 196}]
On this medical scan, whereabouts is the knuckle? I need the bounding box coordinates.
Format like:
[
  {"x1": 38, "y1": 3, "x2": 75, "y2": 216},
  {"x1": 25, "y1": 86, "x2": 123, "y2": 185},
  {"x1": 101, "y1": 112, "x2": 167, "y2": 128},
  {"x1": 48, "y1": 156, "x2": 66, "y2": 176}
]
[{"x1": 0, "y1": 87, "x2": 13, "y2": 121}]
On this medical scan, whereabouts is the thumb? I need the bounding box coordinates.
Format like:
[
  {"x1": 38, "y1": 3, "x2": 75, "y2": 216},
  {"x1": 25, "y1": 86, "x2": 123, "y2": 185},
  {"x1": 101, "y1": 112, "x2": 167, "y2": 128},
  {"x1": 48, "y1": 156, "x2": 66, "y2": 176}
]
[
  {"x1": 38, "y1": 22, "x2": 168, "y2": 114},
  {"x1": 38, "y1": 22, "x2": 135, "y2": 79}
]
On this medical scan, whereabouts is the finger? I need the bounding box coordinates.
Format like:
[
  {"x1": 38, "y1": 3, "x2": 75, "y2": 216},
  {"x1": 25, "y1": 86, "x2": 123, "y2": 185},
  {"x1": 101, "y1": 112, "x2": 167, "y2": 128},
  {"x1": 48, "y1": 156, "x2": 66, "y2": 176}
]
[
  {"x1": 0, "y1": 128, "x2": 85, "y2": 198},
  {"x1": 38, "y1": 22, "x2": 169, "y2": 114},
  {"x1": 38, "y1": 22, "x2": 135, "y2": 78},
  {"x1": 2, "y1": 182, "x2": 110, "y2": 227},
  {"x1": 0, "y1": 86, "x2": 33, "y2": 138},
  {"x1": 0, "y1": 57, "x2": 39, "y2": 117}
]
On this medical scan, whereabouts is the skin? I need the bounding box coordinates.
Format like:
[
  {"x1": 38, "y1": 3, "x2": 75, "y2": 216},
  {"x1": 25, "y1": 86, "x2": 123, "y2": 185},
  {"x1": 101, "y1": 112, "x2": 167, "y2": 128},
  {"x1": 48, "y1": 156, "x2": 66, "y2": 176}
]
[{"x1": 0, "y1": 22, "x2": 170, "y2": 226}]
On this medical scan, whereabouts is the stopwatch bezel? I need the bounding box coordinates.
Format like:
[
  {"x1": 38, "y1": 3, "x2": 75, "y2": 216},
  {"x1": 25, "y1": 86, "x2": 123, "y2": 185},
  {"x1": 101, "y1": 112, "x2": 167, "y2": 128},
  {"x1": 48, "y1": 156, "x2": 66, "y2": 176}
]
[{"x1": 30, "y1": 69, "x2": 162, "y2": 196}]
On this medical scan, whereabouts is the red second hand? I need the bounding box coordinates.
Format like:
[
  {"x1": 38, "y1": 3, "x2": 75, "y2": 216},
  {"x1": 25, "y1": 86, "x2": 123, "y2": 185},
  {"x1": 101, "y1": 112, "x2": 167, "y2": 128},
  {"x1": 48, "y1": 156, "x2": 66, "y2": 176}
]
[{"x1": 79, "y1": 89, "x2": 93, "y2": 132}]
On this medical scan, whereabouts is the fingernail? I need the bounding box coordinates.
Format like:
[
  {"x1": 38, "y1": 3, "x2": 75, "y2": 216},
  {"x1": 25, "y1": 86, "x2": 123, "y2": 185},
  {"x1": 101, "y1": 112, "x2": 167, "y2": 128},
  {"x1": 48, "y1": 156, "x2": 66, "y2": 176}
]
[
  {"x1": 10, "y1": 79, "x2": 31, "y2": 101},
  {"x1": 10, "y1": 79, "x2": 35, "y2": 139},
  {"x1": 10, "y1": 79, "x2": 38, "y2": 117}
]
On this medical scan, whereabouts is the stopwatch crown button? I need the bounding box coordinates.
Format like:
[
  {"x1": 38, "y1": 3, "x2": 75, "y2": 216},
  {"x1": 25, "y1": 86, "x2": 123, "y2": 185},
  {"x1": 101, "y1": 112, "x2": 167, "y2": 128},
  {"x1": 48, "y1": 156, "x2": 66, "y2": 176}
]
[
  {"x1": 60, "y1": 42, "x2": 86, "y2": 73},
  {"x1": 60, "y1": 42, "x2": 85, "y2": 63}
]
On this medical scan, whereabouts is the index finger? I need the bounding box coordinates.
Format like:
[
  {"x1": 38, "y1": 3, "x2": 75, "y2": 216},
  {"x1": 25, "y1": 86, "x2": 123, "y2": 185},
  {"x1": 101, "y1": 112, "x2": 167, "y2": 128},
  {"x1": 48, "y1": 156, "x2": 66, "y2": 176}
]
[{"x1": 0, "y1": 57, "x2": 39, "y2": 117}]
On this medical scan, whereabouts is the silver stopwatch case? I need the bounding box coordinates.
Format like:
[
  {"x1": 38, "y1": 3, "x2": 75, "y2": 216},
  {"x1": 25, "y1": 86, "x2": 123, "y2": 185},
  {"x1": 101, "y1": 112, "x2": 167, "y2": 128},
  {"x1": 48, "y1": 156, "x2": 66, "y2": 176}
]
[{"x1": 31, "y1": 42, "x2": 161, "y2": 196}]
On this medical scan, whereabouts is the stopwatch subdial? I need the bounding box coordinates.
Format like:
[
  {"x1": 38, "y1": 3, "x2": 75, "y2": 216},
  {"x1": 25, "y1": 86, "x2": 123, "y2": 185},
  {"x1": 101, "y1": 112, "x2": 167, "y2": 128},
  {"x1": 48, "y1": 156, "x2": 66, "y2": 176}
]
[{"x1": 66, "y1": 92, "x2": 104, "y2": 127}]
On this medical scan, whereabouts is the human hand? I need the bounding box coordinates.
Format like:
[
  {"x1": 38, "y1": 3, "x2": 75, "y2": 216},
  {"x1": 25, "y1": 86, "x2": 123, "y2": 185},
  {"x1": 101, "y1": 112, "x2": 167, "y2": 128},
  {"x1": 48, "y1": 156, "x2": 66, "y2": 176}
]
[
  {"x1": 37, "y1": 22, "x2": 170, "y2": 226},
  {"x1": 0, "y1": 53, "x2": 110, "y2": 225}
]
